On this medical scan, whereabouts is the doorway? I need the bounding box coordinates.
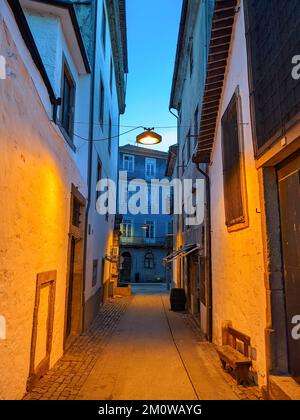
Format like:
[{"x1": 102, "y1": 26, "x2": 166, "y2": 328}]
[
  {"x1": 64, "y1": 186, "x2": 86, "y2": 348},
  {"x1": 120, "y1": 252, "x2": 132, "y2": 282},
  {"x1": 27, "y1": 271, "x2": 56, "y2": 390},
  {"x1": 187, "y1": 254, "x2": 200, "y2": 317},
  {"x1": 278, "y1": 152, "x2": 300, "y2": 376}
]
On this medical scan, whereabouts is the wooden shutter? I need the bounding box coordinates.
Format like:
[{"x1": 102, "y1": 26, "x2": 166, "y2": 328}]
[{"x1": 221, "y1": 94, "x2": 245, "y2": 227}]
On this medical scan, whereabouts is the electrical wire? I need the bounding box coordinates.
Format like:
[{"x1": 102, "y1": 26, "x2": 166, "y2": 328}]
[
  {"x1": 70, "y1": 121, "x2": 189, "y2": 129},
  {"x1": 58, "y1": 123, "x2": 142, "y2": 142}
]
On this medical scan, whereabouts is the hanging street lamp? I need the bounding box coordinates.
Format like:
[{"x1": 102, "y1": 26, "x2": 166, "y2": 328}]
[{"x1": 136, "y1": 128, "x2": 162, "y2": 146}]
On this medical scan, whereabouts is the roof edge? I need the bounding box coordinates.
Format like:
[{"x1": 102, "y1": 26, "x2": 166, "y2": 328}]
[{"x1": 169, "y1": 0, "x2": 189, "y2": 111}]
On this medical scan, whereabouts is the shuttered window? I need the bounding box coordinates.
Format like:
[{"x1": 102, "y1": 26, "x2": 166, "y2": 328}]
[
  {"x1": 244, "y1": 0, "x2": 300, "y2": 154},
  {"x1": 221, "y1": 93, "x2": 246, "y2": 228}
]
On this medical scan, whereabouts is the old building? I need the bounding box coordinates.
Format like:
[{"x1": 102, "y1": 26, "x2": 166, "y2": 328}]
[
  {"x1": 168, "y1": 0, "x2": 214, "y2": 333},
  {"x1": 119, "y1": 144, "x2": 172, "y2": 284},
  {"x1": 180, "y1": 0, "x2": 300, "y2": 397},
  {"x1": 0, "y1": 0, "x2": 127, "y2": 399}
]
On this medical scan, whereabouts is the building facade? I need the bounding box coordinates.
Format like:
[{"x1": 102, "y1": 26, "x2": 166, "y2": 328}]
[
  {"x1": 119, "y1": 145, "x2": 172, "y2": 284},
  {"x1": 171, "y1": 0, "x2": 300, "y2": 398},
  {"x1": 0, "y1": 0, "x2": 127, "y2": 399},
  {"x1": 169, "y1": 0, "x2": 214, "y2": 333}
]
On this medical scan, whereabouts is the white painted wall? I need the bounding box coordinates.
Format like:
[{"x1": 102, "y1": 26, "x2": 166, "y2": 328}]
[
  {"x1": 24, "y1": 8, "x2": 91, "y2": 182},
  {"x1": 209, "y1": 2, "x2": 267, "y2": 386},
  {"x1": 0, "y1": 1, "x2": 88, "y2": 399},
  {"x1": 85, "y1": 0, "x2": 122, "y2": 303}
]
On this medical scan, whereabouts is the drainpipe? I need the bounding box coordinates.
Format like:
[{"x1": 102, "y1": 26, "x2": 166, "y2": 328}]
[
  {"x1": 169, "y1": 107, "x2": 179, "y2": 289},
  {"x1": 169, "y1": 107, "x2": 178, "y2": 120},
  {"x1": 82, "y1": 0, "x2": 98, "y2": 331},
  {"x1": 195, "y1": 163, "x2": 213, "y2": 343}
]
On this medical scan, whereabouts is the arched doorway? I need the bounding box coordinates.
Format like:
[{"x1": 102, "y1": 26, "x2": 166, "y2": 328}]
[{"x1": 120, "y1": 252, "x2": 132, "y2": 283}]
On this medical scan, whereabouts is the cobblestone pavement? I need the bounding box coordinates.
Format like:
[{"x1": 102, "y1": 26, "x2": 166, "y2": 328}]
[
  {"x1": 23, "y1": 298, "x2": 130, "y2": 400},
  {"x1": 23, "y1": 290, "x2": 263, "y2": 400}
]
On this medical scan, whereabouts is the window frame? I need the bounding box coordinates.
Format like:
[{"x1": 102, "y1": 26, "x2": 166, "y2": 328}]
[
  {"x1": 99, "y1": 76, "x2": 105, "y2": 129},
  {"x1": 186, "y1": 129, "x2": 191, "y2": 163},
  {"x1": 96, "y1": 157, "x2": 102, "y2": 206},
  {"x1": 123, "y1": 154, "x2": 135, "y2": 172},
  {"x1": 189, "y1": 42, "x2": 194, "y2": 78},
  {"x1": 110, "y1": 57, "x2": 114, "y2": 93},
  {"x1": 108, "y1": 114, "x2": 112, "y2": 155},
  {"x1": 221, "y1": 87, "x2": 249, "y2": 232},
  {"x1": 145, "y1": 158, "x2": 156, "y2": 178},
  {"x1": 60, "y1": 58, "x2": 76, "y2": 151},
  {"x1": 144, "y1": 251, "x2": 155, "y2": 270},
  {"x1": 122, "y1": 219, "x2": 133, "y2": 238},
  {"x1": 144, "y1": 220, "x2": 155, "y2": 242},
  {"x1": 101, "y1": 5, "x2": 107, "y2": 54}
]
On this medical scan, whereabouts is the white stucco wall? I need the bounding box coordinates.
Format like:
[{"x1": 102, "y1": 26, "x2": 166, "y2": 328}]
[
  {"x1": 209, "y1": 3, "x2": 267, "y2": 386},
  {"x1": 0, "y1": 2, "x2": 87, "y2": 399},
  {"x1": 24, "y1": 9, "x2": 91, "y2": 182},
  {"x1": 85, "y1": 0, "x2": 121, "y2": 302}
]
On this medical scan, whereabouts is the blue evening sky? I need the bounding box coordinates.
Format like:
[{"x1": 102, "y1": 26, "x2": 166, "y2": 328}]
[{"x1": 120, "y1": 0, "x2": 183, "y2": 152}]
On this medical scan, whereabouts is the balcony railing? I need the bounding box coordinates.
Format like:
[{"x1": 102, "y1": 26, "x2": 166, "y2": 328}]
[{"x1": 119, "y1": 236, "x2": 168, "y2": 248}]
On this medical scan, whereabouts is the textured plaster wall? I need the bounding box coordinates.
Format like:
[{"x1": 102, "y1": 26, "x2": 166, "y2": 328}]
[
  {"x1": 24, "y1": 11, "x2": 60, "y2": 95},
  {"x1": 85, "y1": 0, "x2": 121, "y2": 304},
  {"x1": 209, "y1": 4, "x2": 267, "y2": 386},
  {"x1": 0, "y1": 4, "x2": 87, "y2": 399}
]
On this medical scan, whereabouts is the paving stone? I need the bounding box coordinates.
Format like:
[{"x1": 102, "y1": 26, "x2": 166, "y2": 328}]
[{"x1": 23, "y1": 298, "x2": 129, "y2": 400}]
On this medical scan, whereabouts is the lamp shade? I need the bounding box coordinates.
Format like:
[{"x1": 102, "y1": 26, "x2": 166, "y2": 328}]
[{"x1": 136, "y1": 129, "x2": 162, "y2": 145}]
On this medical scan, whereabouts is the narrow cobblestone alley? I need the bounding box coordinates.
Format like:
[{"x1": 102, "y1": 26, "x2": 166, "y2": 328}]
[{"x1": 24, "y1": 287, "x2": 262, "y2": 401}]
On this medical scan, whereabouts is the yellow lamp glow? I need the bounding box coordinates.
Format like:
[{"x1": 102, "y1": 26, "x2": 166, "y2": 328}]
[{"x1": 136, "y1": 129, "x2": 162, "y2": 146}]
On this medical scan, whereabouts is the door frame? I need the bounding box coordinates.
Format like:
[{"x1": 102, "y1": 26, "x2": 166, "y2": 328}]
[
  {"x1": 64, "y1": 185, "x2": 86, "y2": 350},
  {"x1": 277, "y1": 152, "x2": 300, "y2": 375},
  {"x1": 27, "y1": 271, "x2": 56, "y2": 391},
  {"x1": 259, "y1": 150, "x2": 300, "y2": 377}
]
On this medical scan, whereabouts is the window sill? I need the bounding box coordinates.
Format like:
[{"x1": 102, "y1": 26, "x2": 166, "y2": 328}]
[{"x1": 226, "y1": 219, "x2": 249, "y2": 233}]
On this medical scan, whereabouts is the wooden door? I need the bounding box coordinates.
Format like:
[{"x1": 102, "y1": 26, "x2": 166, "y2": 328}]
[{"x1": 278, "y1": 152, "x2": 300, "y2": 376}]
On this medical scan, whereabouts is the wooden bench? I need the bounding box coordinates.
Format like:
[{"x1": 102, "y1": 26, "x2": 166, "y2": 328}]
[{"x1": 216, "y1": 322, "x2": 252, "y2": 385}]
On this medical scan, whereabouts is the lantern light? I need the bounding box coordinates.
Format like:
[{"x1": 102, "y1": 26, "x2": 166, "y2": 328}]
[{"x1": 136, "y1": 128, "x2": 162, "y2": 146}]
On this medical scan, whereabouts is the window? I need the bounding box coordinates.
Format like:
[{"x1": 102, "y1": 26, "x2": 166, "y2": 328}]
[
  {"x1": 144, "y1": 220, "x2": 155, "y2": 240},
  {"x1": 110, "y1": 57, "x2": 114, "y2": 93},
  {"x1": 61, "y1": 64, "x2": 75, "y2": 140},
  {"x1": 221, "y1": 92, "x2": 248, "y2": 229},
  {"x1": 194, "y1": 106, "x2": 199, "y2": 148},
  {"x1": 101, "y1": 5, "x2": 106, "y2": 53},
  {"x1": 72, "y1": 197, "x2": 81, "y2": 228},
  {"x1": 186, "y1": 130, "x2": 191, "y2": 163},
  {"x1": 108, "y1": 114, "x2": 112, "y2": 155},
  {"x1": 123, "y1": 154, "x2": 134, "y2": 172},
  {"x1": 121, "y1": 219, "x2": 132, "y2": 238},
  {"x1": 144, "y1": 252, "x2": 155, "y2": 269},
  {"x1": 244, "y1": 0, "x2": 300, "y2": 154},
  {"x1": 190, "y1": 42, "x2": 194, "y2": 77},
  {"x1": 92, "y1": 260, "x2": 98, "y2": 287},
  {"x1": 99, "y1": 77, "x2": 105, "y2": 128},
  {"x1": 145, "y1": 158, "x2": 156, "y2": 178},
  {"x1": 96, "y1": 158, "x2": 102, "y2": 204},
  {"x1": 181, "y1": 144, "x2": 186, "y2": 176}
]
